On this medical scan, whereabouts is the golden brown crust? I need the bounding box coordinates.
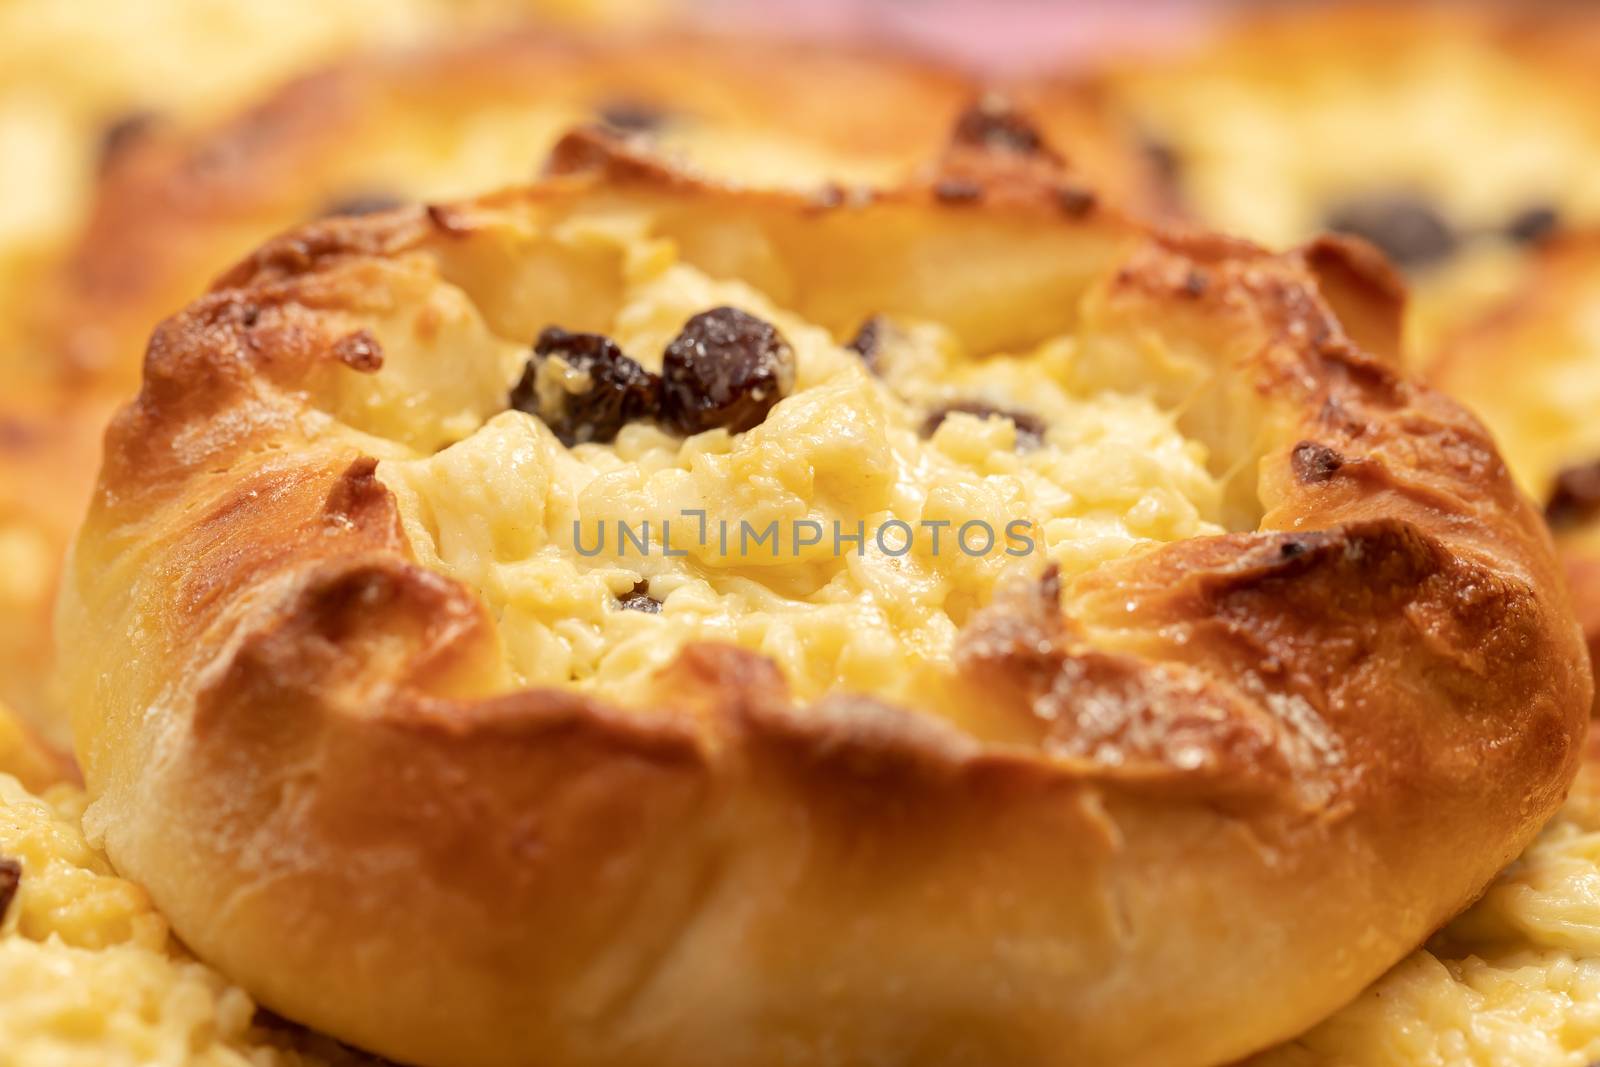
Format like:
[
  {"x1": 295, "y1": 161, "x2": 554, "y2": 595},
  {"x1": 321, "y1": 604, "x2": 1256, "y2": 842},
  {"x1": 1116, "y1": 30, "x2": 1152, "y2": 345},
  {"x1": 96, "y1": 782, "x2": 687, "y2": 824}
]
[
  {"x1": 61, "y1": 132, "x2": 1589, "y2": 1067},
  {"x1": 1299, "y1": 233, "x2": 1409, "y2": 366}
]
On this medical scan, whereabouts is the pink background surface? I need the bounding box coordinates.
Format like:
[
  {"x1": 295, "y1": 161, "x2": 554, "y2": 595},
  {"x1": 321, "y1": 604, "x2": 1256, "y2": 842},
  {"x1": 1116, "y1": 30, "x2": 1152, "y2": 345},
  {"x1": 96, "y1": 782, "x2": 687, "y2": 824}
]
[{"x1": 690, "y1": 0, "x2": 1237, "y2": 73}]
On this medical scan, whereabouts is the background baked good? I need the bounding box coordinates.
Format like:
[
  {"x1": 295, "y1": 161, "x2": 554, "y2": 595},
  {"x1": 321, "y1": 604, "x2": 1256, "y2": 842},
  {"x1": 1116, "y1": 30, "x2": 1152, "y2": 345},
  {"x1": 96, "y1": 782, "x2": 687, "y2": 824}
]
[
  {"x1": 0, "y1": 0, "x2": 666, "y2": 376},
  {"x1": 1050, "y1": 2, "x2": 1600, "y2": 361}
]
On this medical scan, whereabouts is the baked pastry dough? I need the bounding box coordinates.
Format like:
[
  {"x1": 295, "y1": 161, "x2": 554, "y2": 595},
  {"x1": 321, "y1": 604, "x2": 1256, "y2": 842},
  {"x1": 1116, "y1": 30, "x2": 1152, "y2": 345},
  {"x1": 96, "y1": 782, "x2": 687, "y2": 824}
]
[
  {"x1": 1431, "y1": 235, "x2": 1600, "y2": 708},
  {"x1": 1044, "y1": 3, "x2": 1600, "y2": 360},
  {"x1": 59, "y1": 129, "x2": 1588, "y2": 1067}
]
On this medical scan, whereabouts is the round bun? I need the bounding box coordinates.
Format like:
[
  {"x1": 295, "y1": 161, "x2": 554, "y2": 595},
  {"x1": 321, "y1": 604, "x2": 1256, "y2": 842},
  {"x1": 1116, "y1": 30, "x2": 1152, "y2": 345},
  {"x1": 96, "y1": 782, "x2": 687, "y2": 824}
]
[
  {"x1": 1042, "y1": 3, "x2": 1600, "y2": 360},
  {"x1": 8, "y1": 30, "x2": 1150, "y2": 737},
  {"x1": 61, "y1": 127, "x2": 1588, "y2": 1067},
  {"x1": 1430, "y1": 234, "x2": 1600, "y2": 705}
]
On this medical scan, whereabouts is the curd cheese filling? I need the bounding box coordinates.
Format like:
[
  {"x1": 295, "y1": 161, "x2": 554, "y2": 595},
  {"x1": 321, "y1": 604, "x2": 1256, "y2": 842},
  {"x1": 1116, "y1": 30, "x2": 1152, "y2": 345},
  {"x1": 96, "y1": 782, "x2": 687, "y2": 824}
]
[
  {"x1": 372, "y1": 211, "x2": 1224, "y2": 725},
  {"x1": 0, "y1": 772, "x2": 374, "y2": 1067}
]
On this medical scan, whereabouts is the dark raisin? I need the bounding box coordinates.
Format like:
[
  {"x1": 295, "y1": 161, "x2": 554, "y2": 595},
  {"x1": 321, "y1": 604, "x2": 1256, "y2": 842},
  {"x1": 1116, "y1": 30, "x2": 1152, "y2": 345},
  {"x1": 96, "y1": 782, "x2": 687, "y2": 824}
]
[
  {"x1": 805, "y1": 184, "x2": 874, "y2": 212},
  {"x1": 617, "y1": 580, "x2": 662, "y2": 613},
  {"x1": 509, "y1": 327, "x2": 661, "y2": 446},
  {"x1": 1506, "y1": 203, "x2": 1560, "y2": 245},
  {"x1": 1545, "y1": 460, "x2": 1600, "y2": 530},
  {"x1": 951, "y1": 97, "x2": 1044, "y2": 154},
  {"x1": 1291, "y1": 441, "x2": 1344, "y2": 484},
  {"x1": 318, "y1": 192, "x2": 405, "y2": 219},
  {"x1": 97, "y1": 110, "x2": 160, "y2": 173},
  {"x1": 1057, "y1": 184, "x2": 1096, "y2": 217},
  {"x1": 661, "y1": 307, "x2": 795, "y2": 435},
  {"x1": 1037, "y1": 563, "x2": 1062, "y2": 604},
  {"x1": 0, "y1": 857, "x2": 19, "y2": 923},
  {"x1": 1140, "y1": 134, "x2": 1182, "y2": 186},
  {"x1": 922, "y1": 401, "x2": 1046, "y2": 450},
  {"x1": 1279, "y1": 540, "x2": 1308, "y2": 560},
  {"x1": 596, "y1": 100, "x2": 669, "y2": 134},
  {"x1": 845, "y1": 316, "x2": 888, "y2": 373},
  {"x1": 933, "y1": 179, "x2": 983, "y2": 204},
  {"x1": 1322, "y1": 192, "x2": 1457, "y2": 269}
]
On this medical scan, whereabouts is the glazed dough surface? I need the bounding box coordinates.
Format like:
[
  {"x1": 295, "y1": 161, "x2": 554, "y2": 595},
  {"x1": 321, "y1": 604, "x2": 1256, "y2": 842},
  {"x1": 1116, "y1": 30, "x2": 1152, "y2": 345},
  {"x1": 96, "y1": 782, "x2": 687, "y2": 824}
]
[{"x1": 375, "y1": 214, "x2": 1224, "y2": 723}]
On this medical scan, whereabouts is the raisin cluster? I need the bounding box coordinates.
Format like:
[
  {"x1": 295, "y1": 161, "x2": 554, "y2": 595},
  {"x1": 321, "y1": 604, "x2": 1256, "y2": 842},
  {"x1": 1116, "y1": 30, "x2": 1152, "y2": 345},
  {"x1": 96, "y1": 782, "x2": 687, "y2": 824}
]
[{"x1": 509, "y1": 308, "x2": 796, "y2": 445}]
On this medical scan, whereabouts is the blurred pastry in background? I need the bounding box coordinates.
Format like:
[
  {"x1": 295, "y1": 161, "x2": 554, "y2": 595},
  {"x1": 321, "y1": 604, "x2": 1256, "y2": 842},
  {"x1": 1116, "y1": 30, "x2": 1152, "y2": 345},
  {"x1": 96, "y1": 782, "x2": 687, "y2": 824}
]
[
  {"x1": 0, "y1": 701, "x2": 73, "y2": 796},
  {"x1": 1046, "y1": 2, "x2": 1600, "y2": 360},
  {"x1": 1431, "y1": 235, "x2": 1600, "y2": 693},
  {"x1": 0, "y1": 0, "x2": 668, "y2": 348}
]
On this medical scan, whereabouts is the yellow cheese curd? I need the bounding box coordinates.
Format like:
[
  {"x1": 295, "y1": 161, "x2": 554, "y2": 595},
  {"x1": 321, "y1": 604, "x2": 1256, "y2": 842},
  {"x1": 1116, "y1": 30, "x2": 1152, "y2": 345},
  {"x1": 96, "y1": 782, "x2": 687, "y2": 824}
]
[
  {"x1": 377, "y1": 228, "x2": 1223, "y2": 728},
  {"x1": 0, "y1": 774, "x2": 377, "y2": 1067}
]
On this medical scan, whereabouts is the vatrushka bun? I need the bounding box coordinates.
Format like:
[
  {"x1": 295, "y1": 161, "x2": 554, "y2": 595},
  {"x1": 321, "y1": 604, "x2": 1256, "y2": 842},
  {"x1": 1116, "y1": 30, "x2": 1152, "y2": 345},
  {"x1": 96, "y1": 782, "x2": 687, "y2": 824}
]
[
  {"x1": 58, "y1": 118, "x2": 1588, "y2": 1066},
  {"x1": 3, "y1": 30, "x2": 1147, "y2": 738}
]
